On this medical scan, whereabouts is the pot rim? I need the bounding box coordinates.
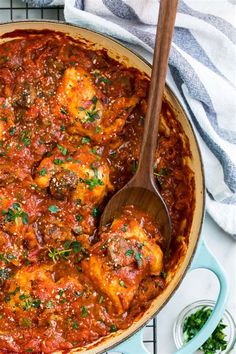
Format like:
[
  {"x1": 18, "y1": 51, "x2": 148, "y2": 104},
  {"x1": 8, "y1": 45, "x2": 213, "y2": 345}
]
[{"x1": 0, "y1": 20, "x2": 206, "y2": 354}]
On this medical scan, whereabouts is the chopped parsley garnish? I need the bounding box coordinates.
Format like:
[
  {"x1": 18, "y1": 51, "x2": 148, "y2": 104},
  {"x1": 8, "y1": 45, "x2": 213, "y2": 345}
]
[
  {"x1": 121, "y1": 224, "x2": 128, "y2": 232},
  {"x1": 72, "y1": 321, "x2": 79, "y2": 330},
  {"x1": 70, "y1": 241, "x2": 82, "y2": 253},
  {"x1": 21, "y1": 131, "x2": 31, "y2": 147},
  {"x1": 100, "y1": 241, "x2": 108, "y2": 250},
  {"x1": 39, "y1": 168, "x2": 47, "y2": 176},
  {"x1": 22, "y1": 318, "x2": 32, "y2": 327},
  {"x1": 22, "y1": 300, "x2": 32, "y2": 311},
  {"x1": 48, "y1": 240, "x2": 82, "y2": 262},
  {"x1": 60, "y1": 107, "x2": 67, "y2": 115},
  {"x1": 75, "y1": 214, "x2": 83, "y2": 222},
  {"x1": 23, "y1": 138, "x2": 31, "y2": 147},
  {"x1": 98, "y1": 295, "x2": 104, "y2": 304},
  {"x1": 81, "y1": 305, "x2": 88, "y2": 318},
  {"x1": 91, "y1": 207, "x2": 100, "y2": 218},
  {"x1": 85, "y1": 177, "x2": 104, "y2": 190},
  {"x1": 0, "y1": 254, "x2": 8, "y2": 264},
  {"x1": 91, "y1": 95, "x2": 97, "y2": 105},
  {"x1": 131, "y1": 160, "x2": 138, "y2": 174},
  {"x1": 46, "y1": 300, "x2": 54, "y2": 309},
  {"x1": 32, "y1": 299, "x2": 41, "y2": 308},
  {"x1": 58, "y1": 289, "x2": 64, "y2": 297},
  {"x1": 57, "y1": 144, "x2": 68, "y2": 156},
  {"x1": 95, "y1": 126, "x2": 101, "y2": 133},
  {"x1": 76, "y1": 199, "x2": 81, "y2": 206},
  {"x1": 48, "y1": 248, "x2": 71, "y2": 263},
  {"x1": 73, "y1": 226, "x2": 82, "y2": 235},
  {"x1": 53, "y1": 158, "x2": 64, "y2": 165},
  {"x1": 64, "y1": 240, "x2": 74, "y2": 249},
  {"x1": 20, "y1": 294, "x2": 40, "y2": 311},
  {"x1": 21, "y1": 211, "x2": 29, "y2": 225},
  {"x1": 80, "y1": 95, "x2": 100, "y2": 122},
  {"x1": 6, "y1": 287, "x2": 20, "y2": 303},
  {"x1": 154, "y1": 167, "x2": 170, "y2": 177},
  {"x1": 90, "y1": 147, "x2": 98, "y2": 155},
  {"x1": 10, "y1": 287, "x2": 20, "y2": 295},
  {"x1": 4, "y1": 294, "x2": 11, "y2": 302},
  {"x1": 99, "y1": 76, "x2": 111, "y2": 84},
  {"x1": 135, "y1": 252, "x2": 142, "y2": 268},
  {"x1": 23, "y1": 250, "x2": 31, "y2": 266},
  {"x1": 119, "y1": 280, "x2": 126, "y2": 288},
  {"x1": 0, "y1": 253, "x2": 15, "y2": 265},
  {"x1": 81, "y1": 136, "x2": 90, "y2": 144},
  {"x1": 183, "y1": 306, "x2": 228, "y2": 354},
  {"x1": 85, "y1": 109, "x2": 99, "y2": 123},
  {"x1": 60, "y1": 125, "x2": 66, "y2": 132},
  {"x1": 9, "y1": 126, "x2": 16, "y2": 136},
  {"x1": 126, "y1": 249, "x2": 134, "y2": 257},
  {"x1": 7, "y1": 254, "x2": 16, "y2": 260},
  {"x1": 2, "y1": 203, "x2": 29, "y2": 225},
  {"x1": 75, "y1": 291, "x2": 84, "y2": 297},
  {"x1": 110, "y1": 324, "x2": 117, "y2": 332},
  {"x1": 161, "y1": 270, "x2": 167, "y2": 279},
  {"x1": 48, "y1": 205, "x2": 60, "y2": 213},
  {"x1": 109, "y1": 151, "x2": 116, "y2": 158},
  {"x1": 81, "y1": 165, "x2": 104, "y2": 190}
]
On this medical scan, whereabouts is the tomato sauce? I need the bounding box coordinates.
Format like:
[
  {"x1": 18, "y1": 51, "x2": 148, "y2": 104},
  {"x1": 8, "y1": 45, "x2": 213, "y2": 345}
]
[{"x1": 0, "y1": 30, "x2": 195, "y2": 353}]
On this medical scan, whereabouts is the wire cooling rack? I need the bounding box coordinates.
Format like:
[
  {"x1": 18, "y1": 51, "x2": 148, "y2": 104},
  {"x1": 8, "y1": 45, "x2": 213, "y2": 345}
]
[
  {"x1": 0, "y1": 1, "x2": 157, "y2": 353},
  {"x1": 0, "y1": 0, "x2": 64, "y2": 21}
]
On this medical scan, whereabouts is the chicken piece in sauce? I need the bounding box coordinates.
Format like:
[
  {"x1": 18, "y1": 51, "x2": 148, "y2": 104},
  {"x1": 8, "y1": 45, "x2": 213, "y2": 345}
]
[
  {"x1": 34, "y1": 144, "x2": 112, "y2": 204},
  {"x1": 56, "y1": 67, "x2": 144, "y2": 142},
  {"x1": 82, "y1": 206, "x2": 163, "y2": 314}
]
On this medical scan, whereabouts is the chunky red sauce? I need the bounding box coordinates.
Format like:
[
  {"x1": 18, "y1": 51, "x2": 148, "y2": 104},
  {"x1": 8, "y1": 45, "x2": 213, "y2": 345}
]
[{"x1": 0, "y1": 31, "x2": 195, "y2": 353}]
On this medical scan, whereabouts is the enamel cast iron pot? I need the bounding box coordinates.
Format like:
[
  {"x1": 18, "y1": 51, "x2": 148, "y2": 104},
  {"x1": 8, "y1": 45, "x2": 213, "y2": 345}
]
[{"x1": 0, "y1": 21, "x2": 229, "y2": 354}]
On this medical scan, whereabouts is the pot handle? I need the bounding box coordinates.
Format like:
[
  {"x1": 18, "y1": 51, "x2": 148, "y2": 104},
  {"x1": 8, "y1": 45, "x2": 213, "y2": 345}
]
[
  {"x1": 174, "y1": 240, "x2": 229, "y2": 354},
  {"x1": 112, "y1": 330, "x2": 148, "y2": 354}
]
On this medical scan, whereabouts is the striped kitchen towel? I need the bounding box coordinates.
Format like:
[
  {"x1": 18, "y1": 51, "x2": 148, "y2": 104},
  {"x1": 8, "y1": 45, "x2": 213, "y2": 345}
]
[{"x1": 24, "y1": 0, "x2": 236, "y2": 238}]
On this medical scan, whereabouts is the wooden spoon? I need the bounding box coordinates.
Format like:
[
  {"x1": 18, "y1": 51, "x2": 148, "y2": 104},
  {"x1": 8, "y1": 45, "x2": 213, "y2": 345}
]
[{"x1": 100, "y1": 0, "x2": 178, "y2": 252}]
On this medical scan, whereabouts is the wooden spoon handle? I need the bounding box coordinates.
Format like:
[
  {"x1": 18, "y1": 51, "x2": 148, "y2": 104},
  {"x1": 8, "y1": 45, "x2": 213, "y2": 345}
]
[{"x1": 135, "y1": 0, "x2": 178, "y2": 186}]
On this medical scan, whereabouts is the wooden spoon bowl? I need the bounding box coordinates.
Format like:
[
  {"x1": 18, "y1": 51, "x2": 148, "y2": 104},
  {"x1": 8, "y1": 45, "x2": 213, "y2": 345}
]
[{"x1": 100, "y1": 184, "x2": 171, "y2": 252}]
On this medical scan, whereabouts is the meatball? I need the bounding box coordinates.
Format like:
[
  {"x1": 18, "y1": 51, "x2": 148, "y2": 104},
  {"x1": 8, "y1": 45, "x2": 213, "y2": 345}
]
[
  {"x1": 49, "y1": 170, "x2": 78, "y2": 200},
  {"x1": 36, "y1": 214, "x2": 72, "y2": 247}
]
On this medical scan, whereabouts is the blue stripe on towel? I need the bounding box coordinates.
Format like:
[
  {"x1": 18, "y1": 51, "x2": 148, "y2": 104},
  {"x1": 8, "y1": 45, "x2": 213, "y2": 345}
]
[
  {"x1": 202, "y1": 103, "x2": 236, "y2": 144},
  {"x1": 173, "y1": 28, "x2": 222, "y2": 77},
  {"x1": 75, "y1": 0, "x2": 84, "y2": 10},
  {"x1": 178, "y1": 0, "x2": 236, "y2": 45},
  {"x1": 170, "y1": 65, "x2": 236, "y2": 193},
  {"x1": 169, "y1": 46, "x2": 213, "y2": 107},
  {"x1": 102, "y1": 0, "x2": 140, "y2": 21}
]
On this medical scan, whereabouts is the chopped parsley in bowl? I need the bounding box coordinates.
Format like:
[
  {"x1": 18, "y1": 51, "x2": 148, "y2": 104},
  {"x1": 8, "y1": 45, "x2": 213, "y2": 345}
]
[{"x1": 173, "y1": 300, "x2": 236, "y2": 354}]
